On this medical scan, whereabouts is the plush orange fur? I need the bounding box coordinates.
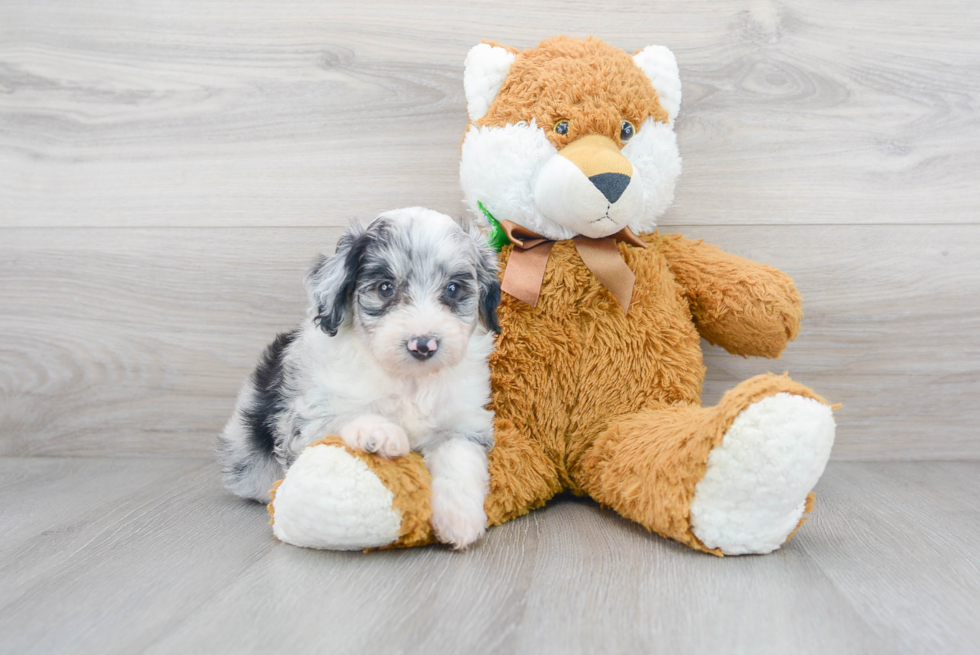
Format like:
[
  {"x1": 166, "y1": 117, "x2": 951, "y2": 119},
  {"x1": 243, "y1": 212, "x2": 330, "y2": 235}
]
[
  {"x1": 576, "y1": 372, "x2": 828, "y2": 555},
  {"x1": 476, "y1": 36, "x2": 670, "y2": 149},
  {"x1": 484, "y1": 235, "x2": 824, "y2": 553},
  {"x1": 269, "y1": 234, "x2": 823, "y2": 551},
  {"x1": 659, "y1": 234, "x2": 803, "y2": 358},
  {"x1": 270, "y1": 36, "x2": 830, "y2": 553}
]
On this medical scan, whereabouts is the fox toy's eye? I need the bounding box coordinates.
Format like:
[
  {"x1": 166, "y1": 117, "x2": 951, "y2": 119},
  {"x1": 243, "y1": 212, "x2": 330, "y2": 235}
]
[
  {"x1": 620, "y1": 120, "x2": 635, "y2": 142},
  {"x1": 378, "y1": 282, "x2": 395, "y2": 299},
  {"x1": 554, "y1": 120, "x2": 569, "y2": 135},
  {"x1": 445, "y1": 282, "x2": 460, "y2": 299}
]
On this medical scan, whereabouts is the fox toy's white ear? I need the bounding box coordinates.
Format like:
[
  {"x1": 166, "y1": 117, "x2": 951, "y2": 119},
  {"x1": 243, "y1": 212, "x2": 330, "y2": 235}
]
[
  {"x1": 633, "y1": 45, "x2": 681, "y2": 124},
  {"x1": 464, "y1": 43, "x2": 516, "y2": 121}
]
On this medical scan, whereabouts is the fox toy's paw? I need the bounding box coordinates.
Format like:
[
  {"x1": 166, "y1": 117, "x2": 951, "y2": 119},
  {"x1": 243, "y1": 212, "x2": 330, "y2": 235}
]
[
  {"x1": 269, "y1": 437, "x2": 434, "y2": 550},
  {"x1": 689, "y1": 393, "x2": 836, "y2": 555}
]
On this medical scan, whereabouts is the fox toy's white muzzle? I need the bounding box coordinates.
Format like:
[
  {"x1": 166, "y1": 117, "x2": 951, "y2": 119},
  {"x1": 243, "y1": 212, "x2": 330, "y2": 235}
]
[{"x1": 533, "y1": 135, "x2": 645, "y2": 239}]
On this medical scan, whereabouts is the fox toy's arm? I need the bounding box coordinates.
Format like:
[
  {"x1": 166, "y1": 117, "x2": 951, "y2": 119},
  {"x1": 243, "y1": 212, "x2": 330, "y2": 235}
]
[{"x1": 656, "y1": 233, "x2": 802, "y2": 358}]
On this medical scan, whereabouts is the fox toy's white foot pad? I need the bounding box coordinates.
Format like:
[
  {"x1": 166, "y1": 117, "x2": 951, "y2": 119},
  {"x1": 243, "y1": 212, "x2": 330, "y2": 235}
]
[
  {"x1": 271, "y1": 444, "x2": 402, "y2": 550},
  {"x1": 690, "y1": 393, "x2": 835, "y2": 555}
]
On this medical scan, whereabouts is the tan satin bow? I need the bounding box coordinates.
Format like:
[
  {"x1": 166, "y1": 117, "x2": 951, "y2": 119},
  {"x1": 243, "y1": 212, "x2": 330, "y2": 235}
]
[{"x1": 498, "y1": 219, "x2": 647, "y2": 315}]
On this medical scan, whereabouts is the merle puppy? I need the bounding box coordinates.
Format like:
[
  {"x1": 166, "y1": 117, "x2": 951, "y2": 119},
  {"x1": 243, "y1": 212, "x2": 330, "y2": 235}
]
[{"x1": 217, "y1": 207, "x2": 501, "y2": 548}]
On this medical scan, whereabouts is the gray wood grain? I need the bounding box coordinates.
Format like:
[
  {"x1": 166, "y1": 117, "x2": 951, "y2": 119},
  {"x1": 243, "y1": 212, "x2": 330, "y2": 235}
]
[
  {"x1": 0, "y1": 458, "x2": 977, "y2": 654},
  {"x1": 2, "y1": 225, "x2": 976, "y2": 459},
  {"x1": 801, "y1": 462, "x2": 980, "y2": 653},
  {"x1": 1, "y1": 0, "x2": 979, "y2": 227},
  {"x1": 0, "y1": 458, "x2": 274, "y2": 654},
  {"x1": 2, "y1": 2, "x2": 978, "y2": 652},
  {"x1": 0, "y1": 457, "x2": 210, "y2": 593}
]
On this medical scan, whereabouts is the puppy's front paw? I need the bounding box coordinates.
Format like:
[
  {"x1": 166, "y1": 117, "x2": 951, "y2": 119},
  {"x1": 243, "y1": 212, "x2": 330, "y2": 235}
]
[
  {"x1": 430, "y1": 489, "x2": 487, "y2": 550},
  {"x1": 339, "y1": 415, "x2": 410, "y2": 458}
]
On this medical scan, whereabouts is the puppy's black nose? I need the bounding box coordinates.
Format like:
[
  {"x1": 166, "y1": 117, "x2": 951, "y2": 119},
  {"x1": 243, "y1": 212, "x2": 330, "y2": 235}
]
[
  {"x1": 407, "y1": 336, "x2": 439, "y2": 360},
  {"x1": 589, "y1": 172, "x2": 630, "y2": 204}
]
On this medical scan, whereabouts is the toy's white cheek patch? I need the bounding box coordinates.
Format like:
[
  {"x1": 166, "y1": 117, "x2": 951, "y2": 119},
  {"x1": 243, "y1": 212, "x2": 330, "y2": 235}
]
[
  {"x1": 622, "y1": 117, "x2": 681, "y2": 234},
  {"x1": 460, "y1": 122, "x2": 578, "y2": 242}
]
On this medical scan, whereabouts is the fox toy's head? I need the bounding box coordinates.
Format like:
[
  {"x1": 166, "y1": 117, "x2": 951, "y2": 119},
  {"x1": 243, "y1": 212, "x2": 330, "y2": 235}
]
[{"x1": 460, "y1": 36, "x2": 682, "y2": 240}]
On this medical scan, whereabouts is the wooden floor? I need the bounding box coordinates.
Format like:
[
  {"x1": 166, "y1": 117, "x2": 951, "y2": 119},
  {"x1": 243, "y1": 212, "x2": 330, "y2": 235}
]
[
  {"x1": 0, "y1": 458, "x2": 977, "y2": 654},
  {"x1": 3, "y1": 1, "x2": 980, "y2": 653}
]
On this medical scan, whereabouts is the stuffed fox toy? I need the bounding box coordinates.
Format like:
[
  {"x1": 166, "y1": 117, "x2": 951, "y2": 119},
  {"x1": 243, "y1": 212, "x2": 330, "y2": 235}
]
[{"x1": 268, "y1": 36, "x2": 836, "y2": 556}]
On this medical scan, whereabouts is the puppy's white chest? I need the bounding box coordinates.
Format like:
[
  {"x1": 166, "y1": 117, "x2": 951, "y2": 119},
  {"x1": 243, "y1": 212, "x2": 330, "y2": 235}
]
[{"x1": 388, "y1": 387, "x2": 444, "y2": 446}]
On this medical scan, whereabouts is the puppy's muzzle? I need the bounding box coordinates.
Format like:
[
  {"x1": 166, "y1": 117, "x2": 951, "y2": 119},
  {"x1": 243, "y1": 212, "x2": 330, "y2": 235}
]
[{"x1": 407, "y1": 335, "x2": 439, "y2": 361}]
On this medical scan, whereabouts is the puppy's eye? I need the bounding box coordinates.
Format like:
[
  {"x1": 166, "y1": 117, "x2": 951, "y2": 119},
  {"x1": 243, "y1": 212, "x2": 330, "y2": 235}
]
[
  {"x1": 620, "y1": 120, "x2": 635, "y2": 142},
  {"x1": 445, "y1": 283, "x2": 460, "y2": 299},
  {"x1": 554, "y1": 120, "x2": 569, "y2": 135},
  {"x1": 378, "y1": 282, "x2": 395, "y2": 299}
]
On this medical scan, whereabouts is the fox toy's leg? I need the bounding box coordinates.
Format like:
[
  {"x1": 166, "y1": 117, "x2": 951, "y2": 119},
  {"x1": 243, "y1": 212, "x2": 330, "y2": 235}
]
[
  {"x1": 269, "y1": 419, "x2": 561, "y2": 550},
  {"x1": 484, "y1": 418, "x2": 563, "y2": 527},
  {"x1": 268, "y1": 436, "x2": 434, "y2": 550},
  {"x1": 574, "y1": 374, "x2": 836, "y2": 555}
]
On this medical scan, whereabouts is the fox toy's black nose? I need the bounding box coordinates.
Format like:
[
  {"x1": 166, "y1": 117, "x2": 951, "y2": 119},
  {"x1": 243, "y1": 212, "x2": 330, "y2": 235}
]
[
  {"x1": 589, "y1": 172, "x2": 630, "y2": 204},
  {"x1": 407, "y1": 336, "x2": 439, "y2": 360}
]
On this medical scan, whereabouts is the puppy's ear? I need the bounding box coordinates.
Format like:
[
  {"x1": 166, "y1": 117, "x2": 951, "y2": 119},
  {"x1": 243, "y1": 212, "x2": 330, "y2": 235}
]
[
  {"x1": 468, "y1": 225, "x2": 502, "y2": 334},
  {"x1": 306, "y1": 223, "x2": 369, "y2": 336}
]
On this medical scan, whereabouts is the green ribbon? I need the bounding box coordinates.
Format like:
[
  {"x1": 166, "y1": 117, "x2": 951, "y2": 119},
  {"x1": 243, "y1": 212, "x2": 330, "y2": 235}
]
[{"x1": 478, "y1": 201, "x2": 511, "y2": 252}]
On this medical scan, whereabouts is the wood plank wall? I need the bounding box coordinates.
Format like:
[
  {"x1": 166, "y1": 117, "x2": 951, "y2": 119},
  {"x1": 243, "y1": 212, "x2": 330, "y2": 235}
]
[{"x1": 1, "y1": 0, "x2": 978, "y2": 459}]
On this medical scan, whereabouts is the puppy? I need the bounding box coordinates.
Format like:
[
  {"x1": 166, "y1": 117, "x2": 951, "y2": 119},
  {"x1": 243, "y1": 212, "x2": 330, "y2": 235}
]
[{"x1": 217, "y1": 207, "x2": 501, "y2": 549}]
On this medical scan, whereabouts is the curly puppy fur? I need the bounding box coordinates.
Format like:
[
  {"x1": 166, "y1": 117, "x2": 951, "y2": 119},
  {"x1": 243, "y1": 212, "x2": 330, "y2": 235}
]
[
  {"x1": 267, "y1": 36, "x2": 835, "y2": 556},
  {"x1": 217, "y1": 207, "x2": 500, "y2": 548}
]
